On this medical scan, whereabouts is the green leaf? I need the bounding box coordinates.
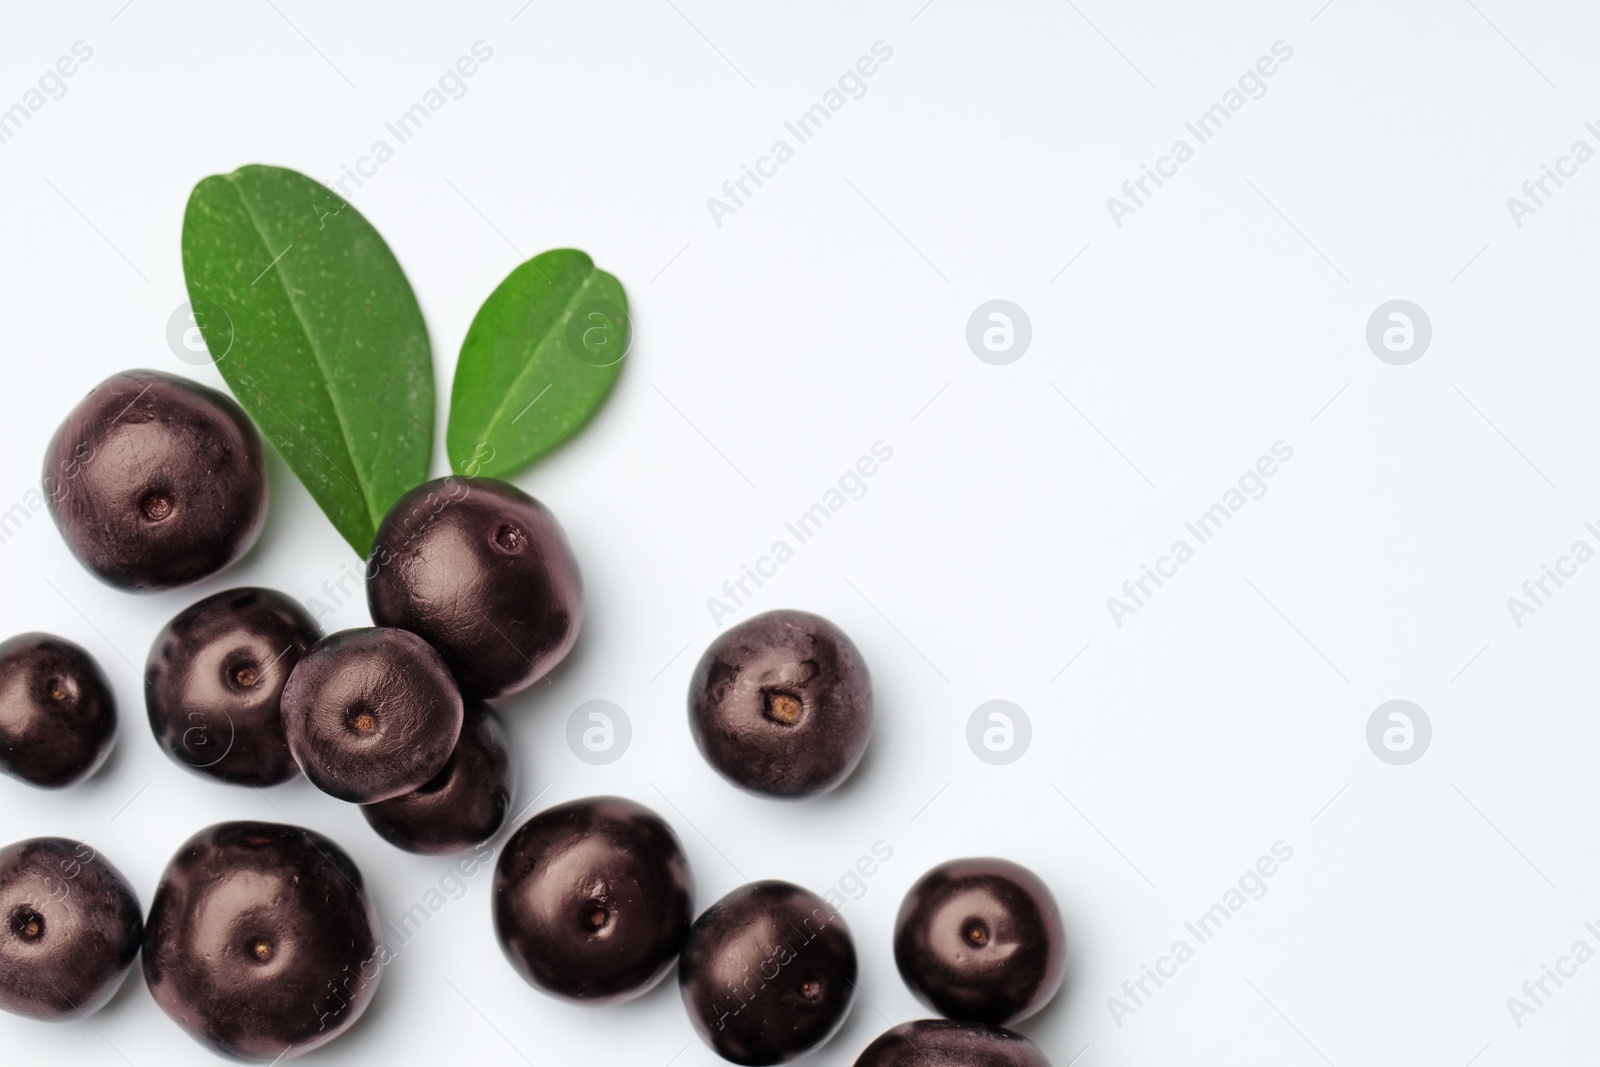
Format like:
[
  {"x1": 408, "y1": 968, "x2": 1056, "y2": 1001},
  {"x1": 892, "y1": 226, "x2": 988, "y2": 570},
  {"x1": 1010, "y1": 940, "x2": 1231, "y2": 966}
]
[
  {"x1": 447, "y1": 249, "x2": 628, "y2": 479},
  {"x1": 182, "y1": 164, "x2": 434, "y2": 556}
]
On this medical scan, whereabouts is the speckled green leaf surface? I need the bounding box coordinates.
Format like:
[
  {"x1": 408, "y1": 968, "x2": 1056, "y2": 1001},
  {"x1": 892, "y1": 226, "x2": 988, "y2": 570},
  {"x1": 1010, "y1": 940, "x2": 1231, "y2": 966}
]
[
  {"x1": 182, "y1": 164, "x2": 434, "y2": 555},
  {"x1": 447, "y1": 249, "x2": 627, "y2": 479}
]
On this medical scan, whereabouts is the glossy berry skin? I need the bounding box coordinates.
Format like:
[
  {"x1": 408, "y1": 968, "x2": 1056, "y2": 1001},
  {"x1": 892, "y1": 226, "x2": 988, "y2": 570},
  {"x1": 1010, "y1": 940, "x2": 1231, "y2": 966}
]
[
  {"x1": 679, "y1": 880, "x2": 856, "y2": 1065},
  {"x1": 43, "y1": 369, "x2": 267, "y2": 592},
  {"x1": 366, "y1": 477, "x2": 581, "y2": 701},
  {"x1": 689, "y1": 610, "x2": 871, "y2": 799},
  {"x1": 144, "y1": 822, "x2": 380, "y2": 1062},
  {"x1": 893, "y1": 858, "x2": 1065, "y2": 1026},
  {"x1": 494, "y1": 796, "x2": 691, "y2": 1004},
  {"x1": 280, "y1": 627, "x2": 463, "y2": 803},
  {"x1": 0, "y1": 634, "x2": 116, "y2": 789},
  {"x1": 854, "y1": 1020, "x2": 1053, "y2": 1067},
  {"x1": 0, "y1": 838, "x2": 141, "y2": 1020},
  {"x1": 145, "y1": 588, "x2": 319, "y2": 787},
  {"x1": 363, "y1": 701, "x2": 515, "y2": 854}
]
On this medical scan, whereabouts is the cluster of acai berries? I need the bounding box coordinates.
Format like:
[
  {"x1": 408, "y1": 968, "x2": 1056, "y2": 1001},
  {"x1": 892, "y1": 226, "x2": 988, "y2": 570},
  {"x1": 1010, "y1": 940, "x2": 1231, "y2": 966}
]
[{"x1": 0, "y1": 369, "x2": 1066, "y2": 1067}]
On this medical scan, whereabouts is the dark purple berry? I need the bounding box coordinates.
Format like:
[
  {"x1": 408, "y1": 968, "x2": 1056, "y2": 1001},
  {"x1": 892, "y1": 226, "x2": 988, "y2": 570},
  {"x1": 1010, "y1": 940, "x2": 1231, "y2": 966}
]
[
  {"x1": 143, "y1": 821, "x2": 380, "y2": 1062},
  {"x1": 366, "y1": 477, "x2": 581, "y2": 700},
  {"x1": 145, "y1": 588, "x2": 318, "y2": 787},
  {"x1": 280, "y1": 627, "x2": 463, "y2": 804},
  {"x1": 0, "y1": 838, "x2": 141, "y2": 1020},
  {"x1": 688, "y1": 610, "x2": 871, "y2": 798},
  {"x1": 679, "y1": 880, "x2": 856, "y2": 1065},
  {"x1": 0, "y1": 633, "x2": 116, "y2": 789},
  {"x1": 43, "y1": 370, "x2": 267, "y2": 591},
  {"x1": 363, "y1": 701, "x2": 515, "y2": 854},
  {"x1": 854, "y1": 1020, "x2": 1053, "y2": 1067},
  {"x1": 494, "y1": 796, "x2": 691, "y2": 1004},
  {"x1": 893, "y1": 858, "x2": 1065, "y2": 1026}
]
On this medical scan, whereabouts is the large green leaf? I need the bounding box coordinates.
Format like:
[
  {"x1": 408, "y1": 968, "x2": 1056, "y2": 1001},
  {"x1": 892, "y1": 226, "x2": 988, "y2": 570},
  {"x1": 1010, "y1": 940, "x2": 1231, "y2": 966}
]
[
  {"x1": 447, "y1": 249, "x2": 627, "y2": 479},
  {"x1": 182, "y1": 164, "x2": 434, "y2": 555}
]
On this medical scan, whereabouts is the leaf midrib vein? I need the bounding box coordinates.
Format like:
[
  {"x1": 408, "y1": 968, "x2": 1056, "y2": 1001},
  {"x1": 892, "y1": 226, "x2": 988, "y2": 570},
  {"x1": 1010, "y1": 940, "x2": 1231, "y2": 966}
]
[
  {"x1": 476, "y1": 266, "x2": 605, "y2": 449},
  {"x1": 226, "y1": 173, "x2": 380, "y2": 530}
]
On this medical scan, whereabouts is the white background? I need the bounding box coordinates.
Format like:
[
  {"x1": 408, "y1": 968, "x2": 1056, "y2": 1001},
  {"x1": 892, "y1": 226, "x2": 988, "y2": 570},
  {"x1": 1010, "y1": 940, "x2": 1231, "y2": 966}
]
[{"x1": 2, "y1": 1, "x2": 1599, "y2": 1064}]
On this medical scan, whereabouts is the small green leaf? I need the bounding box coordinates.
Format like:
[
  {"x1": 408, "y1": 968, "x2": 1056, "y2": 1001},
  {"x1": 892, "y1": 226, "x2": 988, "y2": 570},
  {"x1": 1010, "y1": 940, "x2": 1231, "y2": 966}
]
[
  {"x1": 182, "y1": 164, "x2": 434, "y2": 555},
  {"x1": 447, "y1": 249, "x2": 628, "y2": 479}
]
